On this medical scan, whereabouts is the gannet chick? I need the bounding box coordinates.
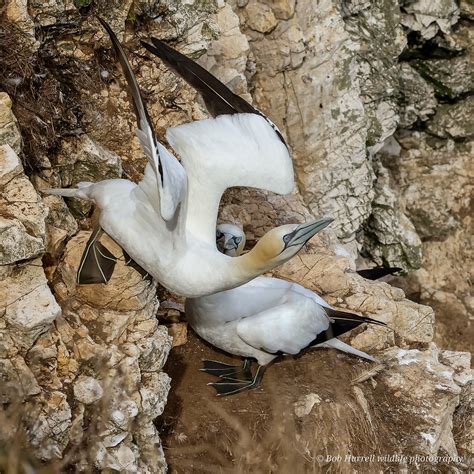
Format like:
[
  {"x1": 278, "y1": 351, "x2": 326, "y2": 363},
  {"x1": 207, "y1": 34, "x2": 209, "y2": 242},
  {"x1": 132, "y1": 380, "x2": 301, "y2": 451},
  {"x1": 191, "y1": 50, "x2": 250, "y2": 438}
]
[
  {"x1": 216, "y1": 223, "x2": 245, "y2": 257},
  {"x1": 185, "y1": 224, "x2": 386, "y2": 396},
  {"x1": 42, "y1": 19, "x2": 333, "y2": 298}
]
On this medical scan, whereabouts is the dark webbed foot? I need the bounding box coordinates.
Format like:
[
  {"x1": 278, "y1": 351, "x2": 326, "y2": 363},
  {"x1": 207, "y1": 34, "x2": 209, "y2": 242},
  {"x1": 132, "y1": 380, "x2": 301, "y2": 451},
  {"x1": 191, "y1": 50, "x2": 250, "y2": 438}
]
[
  {"x1": 208, "y1": 365, "x2": 266, "y2": 397},
  {"x1": 77, "y1": 226, "x2": 118, "y2": 284},
  {"x1": 201, "y1": 358, "x2": 253, "y2": 380}
]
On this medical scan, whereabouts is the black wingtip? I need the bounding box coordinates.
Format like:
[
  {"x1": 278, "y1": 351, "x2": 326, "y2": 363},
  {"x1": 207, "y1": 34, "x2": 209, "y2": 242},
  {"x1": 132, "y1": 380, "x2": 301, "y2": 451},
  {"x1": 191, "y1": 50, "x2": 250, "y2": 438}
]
[
  {"x1": 99, "y1": 18, "x2": 164, "y2": 186},
  {"x1": 325, "y1": 308, "x2": 387, "y2": 327},
  {"x1": 141, "y1": 37, "x2": 245, "y2": 117},
  {"x1": 97, "y1": 16, "x2": 114, "y2": 37},
  {"x1": 141, "y1": 37, "x2": 288, "y2": 146},
  {"x1": 357, "y1": 267, "x2": 403, "y2": 280}
]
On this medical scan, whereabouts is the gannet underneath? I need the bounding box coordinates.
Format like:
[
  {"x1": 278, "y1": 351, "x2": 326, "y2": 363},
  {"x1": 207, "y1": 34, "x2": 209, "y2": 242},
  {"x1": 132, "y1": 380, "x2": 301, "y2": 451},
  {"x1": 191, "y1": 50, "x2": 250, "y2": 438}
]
[
  {"x1": 186, "y1": 223, "x2": 386, "y2": 396},
  {"x1": 43, "y1": 19, "x2": 333, "y2": 298}
]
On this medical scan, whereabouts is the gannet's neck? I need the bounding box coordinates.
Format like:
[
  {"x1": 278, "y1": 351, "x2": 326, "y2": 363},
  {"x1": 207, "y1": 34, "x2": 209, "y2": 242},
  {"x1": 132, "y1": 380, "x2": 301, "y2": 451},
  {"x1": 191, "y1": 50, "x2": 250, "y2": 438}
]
[
  {"x1": 184, "y1": 178, "x2": 224, "y2": 245},
  {"x1": 233, "y1": 245, "x2": 274, "y2": 280}
]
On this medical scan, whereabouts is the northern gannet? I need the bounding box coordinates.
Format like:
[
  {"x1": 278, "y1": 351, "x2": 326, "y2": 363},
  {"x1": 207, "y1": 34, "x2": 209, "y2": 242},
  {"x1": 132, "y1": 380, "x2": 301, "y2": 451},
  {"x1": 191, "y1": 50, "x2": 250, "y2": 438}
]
[
  {"x1": 43, "y1": 19, "x2": 333, "y2": 297},
  {"x1": 186, "y1": 224, "x2": 386, "y2": 396}
]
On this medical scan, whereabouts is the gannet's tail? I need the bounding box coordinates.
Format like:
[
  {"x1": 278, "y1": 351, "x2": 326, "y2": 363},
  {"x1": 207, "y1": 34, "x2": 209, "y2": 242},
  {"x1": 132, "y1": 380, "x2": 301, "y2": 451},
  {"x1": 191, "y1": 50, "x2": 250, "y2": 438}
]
[
  {"x1": 40, "y1": 182, "x2": 94, "y2": 199},
  {"x1": 316, "y1": 339, "x2": 379, "y2": 363},
  {"x1": 308, "y1": 308, "x2": 386, "y2": 363}
]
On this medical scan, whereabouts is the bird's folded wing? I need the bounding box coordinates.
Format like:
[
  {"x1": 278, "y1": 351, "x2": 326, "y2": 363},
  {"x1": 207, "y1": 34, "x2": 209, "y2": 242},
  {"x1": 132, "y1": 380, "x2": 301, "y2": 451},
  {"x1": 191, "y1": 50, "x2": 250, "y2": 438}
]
[
  {"x1": 141, "y1": 37, "x2": 286, "y2": 145},
  {"x1": 236, "y1": 300, "x2": 329, "y2": 355},
  {"x1": 99, "y1": 18, "x2": 186, "y2": 221}
]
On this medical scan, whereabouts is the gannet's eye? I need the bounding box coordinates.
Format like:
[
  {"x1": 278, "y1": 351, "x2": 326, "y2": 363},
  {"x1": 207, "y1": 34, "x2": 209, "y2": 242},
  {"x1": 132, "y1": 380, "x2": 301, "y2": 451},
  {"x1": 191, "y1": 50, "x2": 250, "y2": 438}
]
[
  {"x1": 283, "y1": 234, "x2": 291, "y2": 244},
  {"x1": 234, "y1": 236, "x2": 242, "y2": 245},
  {"x1": 216, "y1": 230, "x2": 223, "y2": 239}
]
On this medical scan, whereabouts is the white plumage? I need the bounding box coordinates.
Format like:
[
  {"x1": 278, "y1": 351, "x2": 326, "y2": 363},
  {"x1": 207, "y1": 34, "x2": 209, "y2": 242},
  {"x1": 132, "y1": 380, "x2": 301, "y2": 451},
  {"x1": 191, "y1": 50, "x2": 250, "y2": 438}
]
[{"x1": 43, "y1": 20, "x2": 334, "y2": 298}]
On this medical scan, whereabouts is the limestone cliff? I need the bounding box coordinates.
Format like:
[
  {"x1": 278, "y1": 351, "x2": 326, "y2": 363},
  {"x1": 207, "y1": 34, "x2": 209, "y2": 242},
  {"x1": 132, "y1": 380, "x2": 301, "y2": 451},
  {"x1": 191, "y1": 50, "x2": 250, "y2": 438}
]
[{"x1": 0, "y1": 0, "x2": 472, "y2": 472}]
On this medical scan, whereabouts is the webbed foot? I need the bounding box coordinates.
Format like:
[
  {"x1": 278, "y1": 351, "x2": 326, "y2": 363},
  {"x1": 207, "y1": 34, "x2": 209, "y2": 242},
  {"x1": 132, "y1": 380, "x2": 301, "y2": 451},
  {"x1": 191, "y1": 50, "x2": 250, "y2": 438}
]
[
  {"x1": 77, "y1": 226, "x2": 118, "y2": 284},
  {"x1": 208, "y1": 365, "x2": 266, "y2": 396},
  {"x1": 201, "y1": 358, "x2": 253, "y2": 379}
]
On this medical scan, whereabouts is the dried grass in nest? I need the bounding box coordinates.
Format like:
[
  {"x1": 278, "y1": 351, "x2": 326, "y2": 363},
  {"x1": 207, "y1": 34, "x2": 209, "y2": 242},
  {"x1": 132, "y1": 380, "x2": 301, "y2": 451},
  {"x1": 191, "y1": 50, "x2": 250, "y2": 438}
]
[{"x1": 0, "y1": 16, "x2": 102, "y2": 175}]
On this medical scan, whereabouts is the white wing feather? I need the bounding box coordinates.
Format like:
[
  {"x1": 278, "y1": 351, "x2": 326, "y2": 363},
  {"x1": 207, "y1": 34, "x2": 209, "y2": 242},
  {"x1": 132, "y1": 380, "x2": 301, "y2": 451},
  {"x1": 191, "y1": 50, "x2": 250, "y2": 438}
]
[
  {"x1": 167, "y1": 114, "x2": 294, "y2": 243},
  {"x1": 236, "y1": 299, "x2": 330, "y2": 355},
  {"x1": 168, "y1": 113, "x2": 293, "y2": 194}
]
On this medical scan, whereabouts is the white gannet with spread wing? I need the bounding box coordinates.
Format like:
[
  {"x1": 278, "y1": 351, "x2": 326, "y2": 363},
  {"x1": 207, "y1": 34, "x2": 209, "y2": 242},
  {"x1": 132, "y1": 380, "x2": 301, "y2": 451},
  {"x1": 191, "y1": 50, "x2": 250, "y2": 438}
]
[
  {"x1": 186, "y1": 224, "x2": 386, "y2": 396},
  {"x1": 43, "y1": 19, "x2": 333, "y2": 297}
]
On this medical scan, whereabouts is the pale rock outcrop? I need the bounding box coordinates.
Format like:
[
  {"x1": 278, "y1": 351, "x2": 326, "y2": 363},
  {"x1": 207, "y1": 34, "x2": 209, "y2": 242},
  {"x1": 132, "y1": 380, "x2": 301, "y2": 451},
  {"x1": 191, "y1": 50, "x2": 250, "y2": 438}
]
[
  {"x1": 3, "y1": 0, "x2": 39, "y2": 52},
  {"x1": 239, "y1": 0, "x2": 374, "y2": 241},
  {"x1": 41, "y1": 193, "x2": 78, "y2": 262},
  {"x1": 383, "y1": 345, "x2": 465, "y2": 457},
  {"x1": 73, "y1": 375, "x2": 104, "y2": 405},
  {"x1": 52, "y1": 232, "x2": 172, "y2": 472},
  {"x1": 0, "y1": 145, "x2": 48, "y2": 264},
  {"x1": 0, "y1": 260, "x2": 61, "y2": 355},
  {"x1": 394, "y1": 132, "x2": 471, "y2": 241},
  {"x1": 411, "y1": 55, "x2": 472, "y2": 100},
  {"x1": 0, "y1": 85, "x2": 172, "y2": 470},
  {"x1": 0, "y1": 92, "x2": 22, "y2": 154},
  {"x1": 199, "y1": 2, "x2": 250, "y2": 99},
  {"x1": 362, "y1": 158, "x2": 423, "y2": 270},
  {"x1": 284, "y1": 345, "x2": 471, "y2": 470},
  {"x1": 54, "y1": 135, "x2": 122, "y2": 189},
  {"x1": 50, "y1": 135, "x2": 122, "y2": 217},
  {"x1": 426, "y1": 95, "x2": 474, "y2": 139},
  {"x1": 461, "y1": 0, "x2": 474, "y2": 20},
  {"x1": 401, "y1": 0, "x2": 460, "y2": 39},
  {"x1": 243, "y1": 1, "x2": 278, "y2": 34},
  {"x1": 398, "y1": 63, "x2": 437, "y2": 128},
  {"x1": 0, "y1": 98, "x2": 61, "y2": 412}
]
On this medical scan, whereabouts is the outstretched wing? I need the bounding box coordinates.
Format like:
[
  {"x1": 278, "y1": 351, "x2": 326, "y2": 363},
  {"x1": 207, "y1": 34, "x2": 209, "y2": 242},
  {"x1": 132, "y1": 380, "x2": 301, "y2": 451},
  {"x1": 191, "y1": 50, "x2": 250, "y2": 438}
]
[
  {"x1": 141, "y1": 37, "x2": 287, "y2": 145},
  {"x1": 99, "y1": 18, "x2": 186, "y2": 221},
  {"x1": 140, "y1": 34, "x2": 294, "y2": 245}
]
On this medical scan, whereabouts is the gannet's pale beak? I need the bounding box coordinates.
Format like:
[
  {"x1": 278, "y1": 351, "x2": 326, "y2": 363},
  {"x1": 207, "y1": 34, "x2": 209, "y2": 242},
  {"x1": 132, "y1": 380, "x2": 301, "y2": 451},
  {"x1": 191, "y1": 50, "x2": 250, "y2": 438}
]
[
  {"x1": 222, "y1": 234, "x2": 240, "y2": 251},
  {"x1": 285, "y1": 217, "x2": 334, "y2": 248}
]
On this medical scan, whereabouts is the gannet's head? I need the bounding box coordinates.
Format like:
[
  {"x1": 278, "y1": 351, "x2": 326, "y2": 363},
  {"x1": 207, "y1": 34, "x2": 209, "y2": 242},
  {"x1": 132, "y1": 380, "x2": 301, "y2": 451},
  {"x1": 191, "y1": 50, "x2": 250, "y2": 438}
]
[
  {"x1": 216, "y1": 223, "x2": 246, "y2": 257},
  {"x1": 252, "y1": 217, "x2": 334, "y2": 267}
]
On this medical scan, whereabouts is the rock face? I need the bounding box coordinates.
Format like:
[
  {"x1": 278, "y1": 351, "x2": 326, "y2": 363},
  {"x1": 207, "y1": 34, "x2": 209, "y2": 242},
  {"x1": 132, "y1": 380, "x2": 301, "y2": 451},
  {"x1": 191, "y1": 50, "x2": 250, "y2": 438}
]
[
  {"x1": 52, "y1": 233, "x2": 172, "y2": 471},
  {"x1": 0, "y1": 97, "x2": 171, "y2": 471},
  {"x1": 0, "y1": 0, "x2": 472, "y2": 472},
  {"x1": 0, "y1": 145, "x2": 48, "y2": 264}
]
